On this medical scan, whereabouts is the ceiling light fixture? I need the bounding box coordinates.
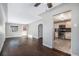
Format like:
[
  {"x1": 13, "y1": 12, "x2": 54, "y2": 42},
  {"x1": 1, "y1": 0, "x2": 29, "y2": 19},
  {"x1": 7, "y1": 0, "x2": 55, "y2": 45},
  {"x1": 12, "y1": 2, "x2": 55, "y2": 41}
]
[{"x1": 60, "y1": 14, "x2": 65, "y2": 20}]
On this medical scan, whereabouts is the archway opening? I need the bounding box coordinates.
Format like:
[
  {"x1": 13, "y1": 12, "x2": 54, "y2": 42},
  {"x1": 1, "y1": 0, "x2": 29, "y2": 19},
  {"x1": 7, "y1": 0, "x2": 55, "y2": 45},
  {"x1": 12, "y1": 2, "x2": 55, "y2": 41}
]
[{"x1": 38, "y1": 24, "x2": 43, "y2": 44}]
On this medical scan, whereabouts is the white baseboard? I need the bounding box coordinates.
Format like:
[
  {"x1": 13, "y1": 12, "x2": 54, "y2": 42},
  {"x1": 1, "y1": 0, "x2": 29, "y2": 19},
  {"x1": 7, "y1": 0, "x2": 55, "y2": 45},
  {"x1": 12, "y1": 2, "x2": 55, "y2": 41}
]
[
  {"x1": 71, "y1": 53, "x2": 78, "y2": 56},
  {"x1": 43, "y1": 43, "x2": 53, "y2": 49},
  {"x1": 6, "y1": 35, "x2": 27, "y2": 38}
]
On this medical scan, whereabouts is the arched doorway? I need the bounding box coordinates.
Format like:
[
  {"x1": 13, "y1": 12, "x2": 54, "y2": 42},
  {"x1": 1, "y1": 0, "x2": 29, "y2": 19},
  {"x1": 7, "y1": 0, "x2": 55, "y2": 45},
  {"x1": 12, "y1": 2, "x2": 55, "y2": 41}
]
[{"x1": 38, "y1": 24, "x2": 43, "y2": 44}]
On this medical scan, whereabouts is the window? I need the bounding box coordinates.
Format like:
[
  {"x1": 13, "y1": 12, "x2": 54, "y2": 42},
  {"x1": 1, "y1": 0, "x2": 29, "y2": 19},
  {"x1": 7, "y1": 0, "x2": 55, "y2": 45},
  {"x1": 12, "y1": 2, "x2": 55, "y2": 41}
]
[{"x1": 10, "y1": 26, "x2": 18, "y2": 32}]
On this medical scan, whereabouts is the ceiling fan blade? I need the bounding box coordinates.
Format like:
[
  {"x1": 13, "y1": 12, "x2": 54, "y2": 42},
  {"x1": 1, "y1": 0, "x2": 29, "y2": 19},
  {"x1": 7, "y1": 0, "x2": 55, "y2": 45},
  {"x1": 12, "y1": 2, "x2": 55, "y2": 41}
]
[
  {"x1": 47, "y1": 3, "x2": 53, "y2": 8},
  {"x1": 34, "y1": 3, "x2": 41, "y2": 7}
]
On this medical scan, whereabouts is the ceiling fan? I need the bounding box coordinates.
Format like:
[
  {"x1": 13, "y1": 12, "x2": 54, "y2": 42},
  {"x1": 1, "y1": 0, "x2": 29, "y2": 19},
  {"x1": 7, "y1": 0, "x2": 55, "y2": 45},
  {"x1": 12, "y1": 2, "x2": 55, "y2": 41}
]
[{"x1": 34, "y1": 3, "x2": 53, "y2": 8}]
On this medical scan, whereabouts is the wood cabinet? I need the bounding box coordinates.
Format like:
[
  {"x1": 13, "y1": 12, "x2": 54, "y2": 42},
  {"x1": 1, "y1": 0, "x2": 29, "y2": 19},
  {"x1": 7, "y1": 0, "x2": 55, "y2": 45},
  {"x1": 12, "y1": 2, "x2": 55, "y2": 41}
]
[{"x1": 54, "y1": 20, "x2": 71, "y2": 40}]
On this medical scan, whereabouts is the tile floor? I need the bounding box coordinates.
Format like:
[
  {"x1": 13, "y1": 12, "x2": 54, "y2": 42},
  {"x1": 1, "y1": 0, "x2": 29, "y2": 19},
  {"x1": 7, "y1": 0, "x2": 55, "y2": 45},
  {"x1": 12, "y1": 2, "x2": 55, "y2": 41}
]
[{"x1": 54, "y1": 39, "x2": 71, "y2": 54}]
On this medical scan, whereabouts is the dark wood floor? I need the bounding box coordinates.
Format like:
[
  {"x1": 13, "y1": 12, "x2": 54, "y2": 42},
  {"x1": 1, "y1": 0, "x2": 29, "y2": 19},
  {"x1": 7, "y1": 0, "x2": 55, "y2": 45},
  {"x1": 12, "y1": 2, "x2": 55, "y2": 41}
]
[{"x1": 0, "y1": 37, "x2": 70, "y2": 56}]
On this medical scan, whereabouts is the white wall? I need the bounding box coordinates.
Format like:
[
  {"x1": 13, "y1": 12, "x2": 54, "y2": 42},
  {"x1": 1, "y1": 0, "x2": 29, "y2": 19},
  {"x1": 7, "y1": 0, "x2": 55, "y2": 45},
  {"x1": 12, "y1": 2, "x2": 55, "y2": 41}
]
[
  {"x1": 40, "y1": 3, "x2": 79, "y2": 55},
  {"x1": 0, "y1": 3, "x2": 7, "y2": 52},
  {"x1": 28, "y1": 3, "x2": 79, "y2": 55},
  {"x1": 6, "y1": 23, "x2": 28, "y2": 38},
  {"x1": 71, "y1": 4, "x2": 79, "y2": 56},
  {"x1": 40, "y1": 11, "x2": 54, "y2": 48},
  {"x1": 28, "y1": 20, "x2": 42, "y2": 39},
  {"x1": 28, "y1": 14, "x2": 53, "y2": 48}
]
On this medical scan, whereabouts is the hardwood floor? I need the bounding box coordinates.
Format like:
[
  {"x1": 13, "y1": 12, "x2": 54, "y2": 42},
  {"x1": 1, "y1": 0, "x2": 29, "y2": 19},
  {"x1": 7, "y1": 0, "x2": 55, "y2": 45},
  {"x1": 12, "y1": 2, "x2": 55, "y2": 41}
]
[{"x1": 0, "y1": 37, "x2": 70, "y2": 56}]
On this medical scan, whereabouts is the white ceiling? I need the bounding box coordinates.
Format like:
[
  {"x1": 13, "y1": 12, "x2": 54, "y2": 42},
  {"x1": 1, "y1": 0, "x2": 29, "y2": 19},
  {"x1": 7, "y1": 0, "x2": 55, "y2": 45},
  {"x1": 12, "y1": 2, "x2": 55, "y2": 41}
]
[
  {"x1": 8, "y1": 3, "x2": 60, "y2": 24},
  {"x1": 54, "y1": 11, "x2": 71, "y2": 21}
]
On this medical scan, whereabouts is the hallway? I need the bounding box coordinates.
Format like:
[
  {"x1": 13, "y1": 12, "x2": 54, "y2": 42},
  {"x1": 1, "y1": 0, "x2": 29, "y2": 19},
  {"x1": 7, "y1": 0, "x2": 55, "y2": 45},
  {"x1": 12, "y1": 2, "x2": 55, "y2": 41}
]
[{"x1": 1, "y1": 37, "x2": 70, "y2": 56}]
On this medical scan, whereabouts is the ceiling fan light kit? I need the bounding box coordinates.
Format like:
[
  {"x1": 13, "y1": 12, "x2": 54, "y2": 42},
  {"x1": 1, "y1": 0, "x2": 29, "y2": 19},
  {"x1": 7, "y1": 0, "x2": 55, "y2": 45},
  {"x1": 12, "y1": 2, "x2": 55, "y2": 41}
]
[{"x1": 34, "y1": 3, "x2": 53, "y2": 8}]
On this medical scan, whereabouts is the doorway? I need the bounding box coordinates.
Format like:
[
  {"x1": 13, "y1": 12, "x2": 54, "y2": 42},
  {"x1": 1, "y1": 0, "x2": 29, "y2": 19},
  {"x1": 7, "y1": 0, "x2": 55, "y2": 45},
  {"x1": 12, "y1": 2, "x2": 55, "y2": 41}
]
[
  {"x1": 53, "y1": 11, "x2": 71, "y2": 54},
  {"x1": 38, "y1": 24, "x2": 43, "y2": 44}
]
